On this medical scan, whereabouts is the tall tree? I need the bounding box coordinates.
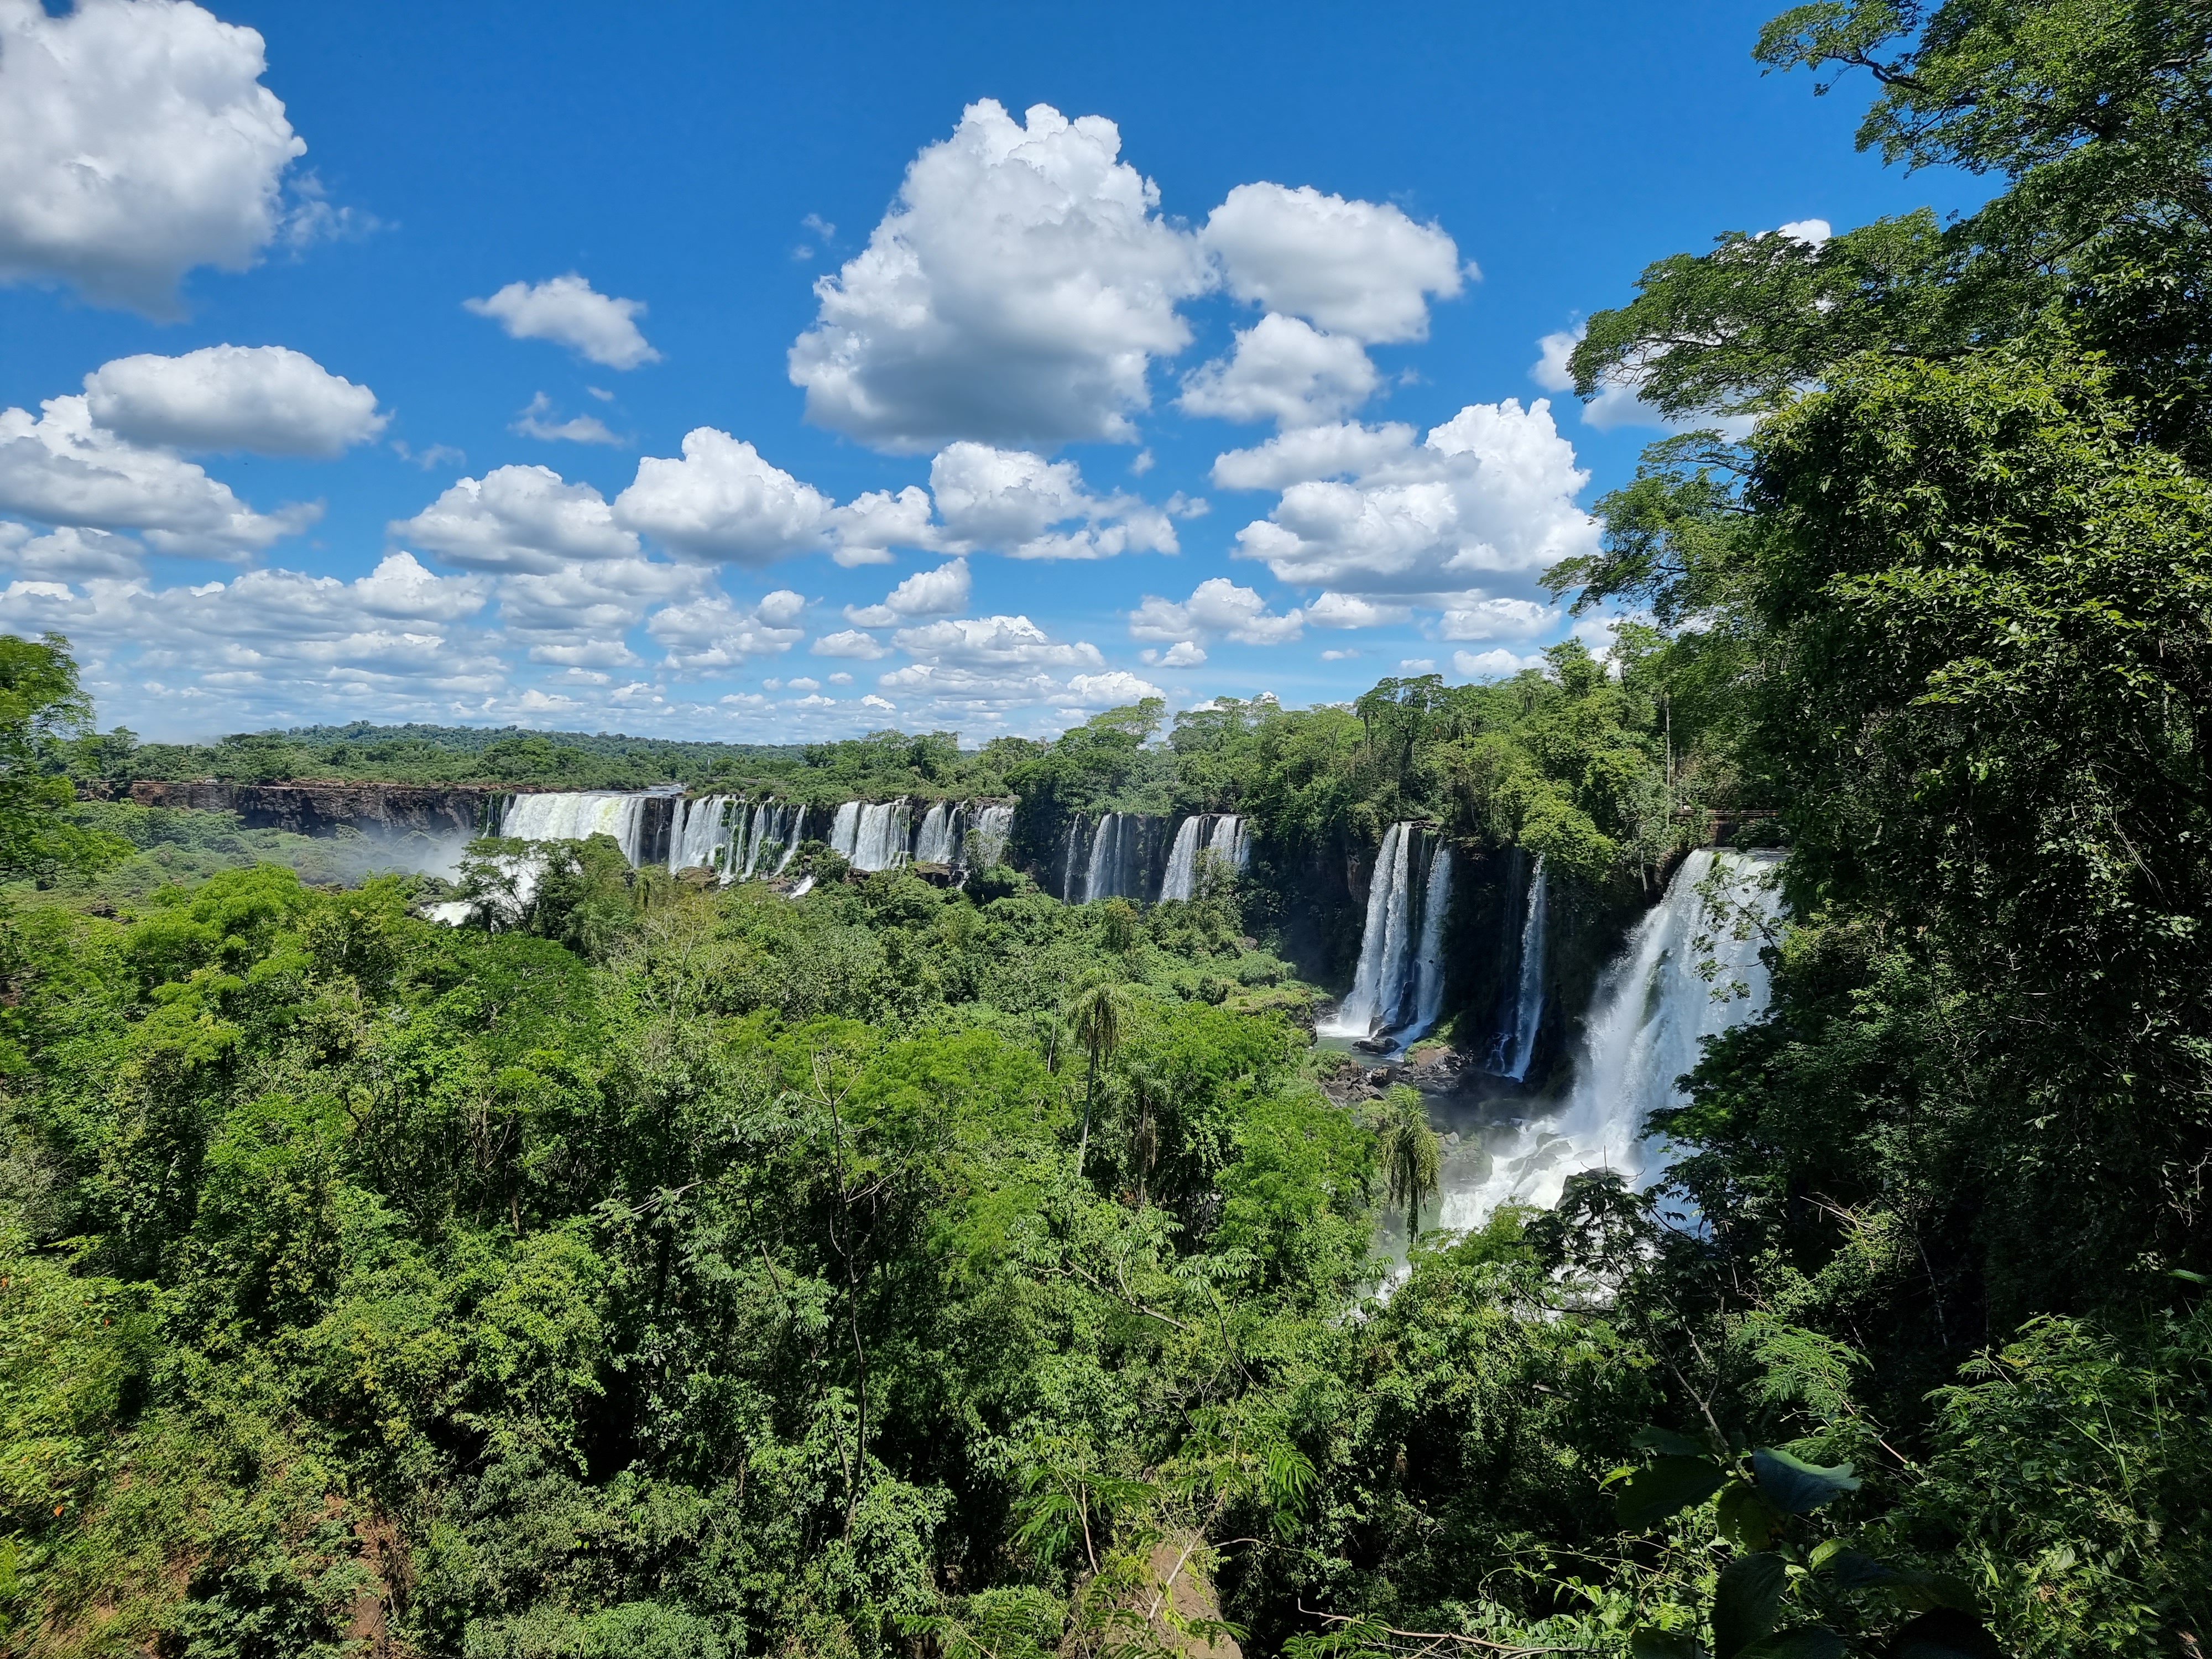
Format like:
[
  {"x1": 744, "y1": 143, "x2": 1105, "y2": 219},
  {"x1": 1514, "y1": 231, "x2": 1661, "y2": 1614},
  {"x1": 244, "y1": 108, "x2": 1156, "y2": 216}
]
[{"x1": 0, "y1": 634, "x2": 128, "y2": 881}]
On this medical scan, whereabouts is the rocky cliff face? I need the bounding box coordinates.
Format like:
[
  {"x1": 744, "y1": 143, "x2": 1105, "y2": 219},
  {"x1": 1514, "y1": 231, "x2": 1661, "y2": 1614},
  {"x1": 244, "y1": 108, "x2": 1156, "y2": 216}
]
[{"x1": 86, "y1": 781, "x2": 500, "y2": 838}]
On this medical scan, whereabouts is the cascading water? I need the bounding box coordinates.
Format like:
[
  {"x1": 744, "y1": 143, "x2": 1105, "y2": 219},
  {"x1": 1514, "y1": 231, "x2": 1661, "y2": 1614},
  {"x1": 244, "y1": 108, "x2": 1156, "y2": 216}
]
[
  {"x1": 1491, "y1": 854, "x2": 1548, "y2": 1080},
  {"x1": 502, "y1": 791, "x2": 653, "y2": 865},
  {"x1": 1325, "y1": 823, "x2": 1413, "y2": 1039},
  {"x1": 828, "y1": 801, "x2": 862, "y2": 859},
  {"x1": 966, "y1": 803, "x2": 1013, "y2": 871},
  {"x1": 1206, "y1": 812, "x2": 1250, "y2": 872},
  {"x1": 773, "y1": 806, "x2": 806, "y2": 873},
  {"x1": 1440, "y1": 849, "x2": 1785, "y2": 1229},
  {"x1": 1158, "y1": 812, "x2": 1251, "y2": 901},
  {"x1": 1158, "y1": 816, "x2": 1204, "y2": 901},
  {"x1": 1082, "y1": 812, "x2": 1152, "y2": 903},
  {"x1": 1324, "y1": 823, "x2": 1455, "y2": 1047},
  {"x1": 667, "y1": 795, "x2": 738, "y2": 875},
  {"x1": 912, "y1": 801, "x2": 955, "y2": 865},
  {"x1": 1404, "y1": 844, "x2": 1453, "y2": 1044},
  {"x1": 850, "y1": 800, "x2": 911, "y2": 872}
]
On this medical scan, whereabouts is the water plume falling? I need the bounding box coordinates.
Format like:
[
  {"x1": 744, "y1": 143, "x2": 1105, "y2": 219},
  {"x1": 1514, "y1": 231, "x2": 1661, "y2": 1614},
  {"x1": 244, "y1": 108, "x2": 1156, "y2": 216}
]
[
  {"x1": 502, "y1": 792, "x2": 653, "y2": 865},
  {"x1": 966, "y1": 803, "x2": 1013, "y2": 872},
  {"x1": 1441, "y1": 849, "x2": 1785, "y2": 1229},
  {"x1": 1324, "y1": 822, "x2": 1412, "y2": 1039},
  {"x1": 1493, "y1": 855, "x2": 1548, "y2": 1080},
  {"x1": 1159, "y1": 816, "x2": 1204, "y2": 901},
  {"x1": 913, "y1": 801, "x2": 954, "y2": 865},
  {"x1": 1404, "y1": 844, "x2": 1453, "y2": 1044},
  {"x1": 667, "y1": 795, "x2": 738, "y2": 875}
]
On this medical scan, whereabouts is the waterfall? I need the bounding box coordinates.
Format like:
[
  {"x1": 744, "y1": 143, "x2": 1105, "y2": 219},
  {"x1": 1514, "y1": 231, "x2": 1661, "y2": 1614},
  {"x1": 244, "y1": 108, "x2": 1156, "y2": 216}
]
[
  {"x1": 1081, "y1": 812, "x2": 1149, "y2": 903},
  {"x1": 1158, "y1": 816, "x2": 1204, "y2": 901},
  {"x1": 1206, "y1": 812, "x2": 1250, "y2": 872},
  {"x1": 913, "y1": 801, "x2": 955, "y2": 865},
  {"x1": 1441, "y1": 849, "x2": 1785, "y2": 1229},
  {"x1": 773, "y1": 805, "x2": 806, "y2": 873},
  {"x1": 828, "y1": 800, "x2": 861, "y2": 859},
  {"x1": 667, "y1": 795, "x2": 737, "y2": 875},
  {"x1": 502, "y1": 791, "x2": 653, "y2": 865},
  {"x1": 1081, "y1": 812, "x2": 1118, "y2": 902},
  {"x1": 1403, "y1": 845, "x2": 1453, "y2": 1044},
  {"x1": 847, "y1": 799, "x2": 910, "y2": 872},
  {"x1": 1493, "y1": 854, "x2": 1548, "y2": 1080},
  {"x1": 1326, "y1": 823, "x2": 1410, "y2": 1038},
  {"x1": 1324, "y1": 823, "x2": 1454, "y2": 1046},
  {"x1": 966, "y1": 803, "x2": 1013, "y2": 871}
]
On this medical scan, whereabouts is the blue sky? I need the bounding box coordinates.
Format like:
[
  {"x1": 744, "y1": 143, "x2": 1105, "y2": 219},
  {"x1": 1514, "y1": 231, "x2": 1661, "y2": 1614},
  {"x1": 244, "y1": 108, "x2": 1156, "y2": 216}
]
[{"x1": 0, "y1": 0, "x2": 1981, "y2": 743}]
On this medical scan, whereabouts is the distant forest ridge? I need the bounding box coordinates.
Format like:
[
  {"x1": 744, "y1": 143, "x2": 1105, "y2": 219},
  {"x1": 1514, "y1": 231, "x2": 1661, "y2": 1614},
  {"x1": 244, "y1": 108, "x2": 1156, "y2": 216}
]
[
  {"x1": 274, "y1": 721, "x2": 813, "y2": 758},
  {"x1": 64, "y1": 714, "x2": 1054, "y2": 796}
]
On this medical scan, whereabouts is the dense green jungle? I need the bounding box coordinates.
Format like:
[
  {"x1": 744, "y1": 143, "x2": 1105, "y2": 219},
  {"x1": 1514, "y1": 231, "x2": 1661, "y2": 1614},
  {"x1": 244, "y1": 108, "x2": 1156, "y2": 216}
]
[{"x1": 5, "y1": 4, "x2": 2211, "y2": 1655}]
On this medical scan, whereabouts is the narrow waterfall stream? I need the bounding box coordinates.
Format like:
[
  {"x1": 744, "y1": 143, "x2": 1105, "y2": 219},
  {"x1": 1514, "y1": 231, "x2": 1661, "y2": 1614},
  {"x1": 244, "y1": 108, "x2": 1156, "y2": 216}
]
[
  {"x1": 1405, "y1": 844, "x2": 1453, "y2": 1043},
  {"x1": 1159, "y1": 816, "x2": 1204, "y2": 901},
  {"x1": 1490, "y1": 854, "x2": 1548, "y2": 1080},
  {"x1": 1205, "y1": 813, "x2": 1249, "y2": 872},
  {"x1": 912, "y1": 801, "x2": 954, "y2": 865},
  {"x1": 1324, "y1": 822, "x2": 1451, "y2": 1048},
  {"x1": 1438, "y1": 849, "x2": 1785, "y2": 1229}
]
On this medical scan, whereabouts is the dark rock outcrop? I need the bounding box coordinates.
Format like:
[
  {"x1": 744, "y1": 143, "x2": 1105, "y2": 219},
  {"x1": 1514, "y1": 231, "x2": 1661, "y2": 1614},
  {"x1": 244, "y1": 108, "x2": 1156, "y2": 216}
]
[{"x1": 84, "y1": 780, "x2": 500, "y2": 838}]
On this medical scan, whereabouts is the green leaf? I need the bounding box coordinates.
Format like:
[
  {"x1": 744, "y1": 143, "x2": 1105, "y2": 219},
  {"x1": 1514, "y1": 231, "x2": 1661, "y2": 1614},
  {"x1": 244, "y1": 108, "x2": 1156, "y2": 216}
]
[
  {"x1": 1888, "y1": 1571, "x2": 1980, "y2": 1614},
  {"x1": 1717, "y1": 1480, "x2": 1783, "y2": 1550},
  {"x1": 1712, "y1": 1552, "x2": 1787, "y2": 1659},
  {"x1": 1632, "y1": 1425, "x2": 1712, "y2": 1458},
  {"x1": 1615, "y1": 1455, "x2": 1728, "y2": 1531},
  {"x1": 1813, "y1": 1548, "x2": 1897, "y2": 1591},
  {"x1": 1884, "y1": 1608, "x2": 2004, "y2": 1659},
  {"x1": 1750, "y1": 1447, "x2": 1859, "y2": 1515},
  {"x1": 1630, "y1": 1630, "x2": 1702, "y2": 1659},
  {"x1": 1738, "y1": 1630, "x2": 1846, "y2": 1659}
]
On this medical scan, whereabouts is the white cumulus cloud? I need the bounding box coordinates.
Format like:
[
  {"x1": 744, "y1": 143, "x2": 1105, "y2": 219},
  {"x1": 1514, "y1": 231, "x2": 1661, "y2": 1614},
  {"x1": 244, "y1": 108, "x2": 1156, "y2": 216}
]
[
  {"x1": 465, "y1": 273, "x2": 661, "y2": 370},
  {"x1": 811, "y1": 629, "x2": 890, "y2": 660},
  {"x1": 392, "y1": 465, "x2": 639, "y2": 573},
  {"x1": 1305, "y1": 591, "x2": 1409, "y2": 629},
  {"x1": 1178, "y1": 313, "x2": 1378, "y2": 428},
  {"x1": 826, "y1": 485, "x2": 936, "y2": 567},
  {"x1": 1454, "y1": 646, "x2": 1547, "y2": 679},
  {"x1": 84, "y1": 345, "x2": 384, "y2": 457},
  {"x1": 512, "y1": 392, "x2": 621, "y2": 446},
  {"x1": 0, "y1": 394, "x2": 315, "y2": 557},
  {"x1": 1202, "y1": 182, "x2": 1463, "y2": 343},
  {"x1": 1140, "y1": 640, "x2": 1206, "y2": 668},
  {"x1": 1128, "y1": 577, "x2": 1303, "y2": 645},
  {"x1": 1435, "y1": 594, "x2": 1557, "y2": 640},
  {"x1": 1211, "y1": 420, "x2": 1416, "y2": 492},
  {"x1": 789, "y1": 99, "x2": 1209, "y2": 452},
  {"x1": 891, "y1": 613, "x2": 1105, "y2": 671},
  {"x1": 843, "y1": 556, "x2": 970, "y2": 625},
  {"x1": 0, "y1": 521, "x2": 143, "y2": 581},
  {"x1": 498, "y1": 557, "x2": 702, "y2": 667},
  {"x1": 0, "y1": 0, "x2": 306, "y2": 315},
  {"x1": 1064, "y1": 669, "x2": 1164, "y2": 706},
  {"x1": 1228, "y1": 400, "x2": 1597, "y2": 599},
  {"x1": 0, "y1": 551, "x2": 498, "y2": 729},
  {"x1": 613, "y1": 428, "x2": 834, "y2": 565},
  {"x1": 929, "y1": 442, "x2": 1175, "y2": 560},
  {"x1": 647, "y1": 589, "x2": 807, "y2": 672}
]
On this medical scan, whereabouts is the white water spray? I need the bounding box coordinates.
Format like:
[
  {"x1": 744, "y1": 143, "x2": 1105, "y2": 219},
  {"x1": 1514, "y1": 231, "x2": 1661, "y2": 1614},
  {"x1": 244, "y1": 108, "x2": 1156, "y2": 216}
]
[
  {"x1": 1440, "y1": 849, "x2": 1785, "y2": 1229},
  {"x1": 1159, "y1": 816, "x2": 1204, "y2": 901},
  {"x1": 502, "y1": 791, "x2": 654, "y2": 865}
]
